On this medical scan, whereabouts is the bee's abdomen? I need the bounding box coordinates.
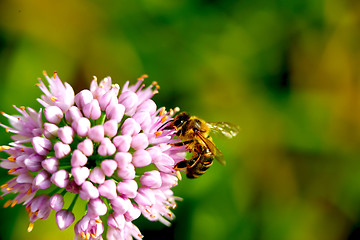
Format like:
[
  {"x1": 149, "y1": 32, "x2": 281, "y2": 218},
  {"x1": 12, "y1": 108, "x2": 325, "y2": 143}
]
[{"x1": 186, "y1": 155, "x2": 214, "y2": 178}]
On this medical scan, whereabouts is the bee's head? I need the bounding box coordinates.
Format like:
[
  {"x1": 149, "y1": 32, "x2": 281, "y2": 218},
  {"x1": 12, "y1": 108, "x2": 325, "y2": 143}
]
[{"x1": 165, "y1": 112, "x2": 190, "y2": 130}]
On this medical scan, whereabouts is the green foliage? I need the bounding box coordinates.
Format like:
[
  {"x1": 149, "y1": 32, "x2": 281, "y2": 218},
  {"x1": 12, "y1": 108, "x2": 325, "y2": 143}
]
[{"x1": 1, "y1": 0, "x2": 359, "y2": 239}]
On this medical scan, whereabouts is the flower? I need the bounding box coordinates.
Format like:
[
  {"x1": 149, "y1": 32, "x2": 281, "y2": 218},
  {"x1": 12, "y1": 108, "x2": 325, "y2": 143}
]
[{"x1": 0, "y1": 72, "x2": 186, "y2": 239}]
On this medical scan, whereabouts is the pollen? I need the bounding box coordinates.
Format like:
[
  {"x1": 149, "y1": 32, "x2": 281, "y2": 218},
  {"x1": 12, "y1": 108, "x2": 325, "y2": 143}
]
[
  {"x1": 159, "y1": 107, "x2": 166, "y2": 116},
  {"x1": 1, "y1": 183, "x2": 8, "y2": 189},
  {"x1": 95, "y1": 218, "x2": 102, "y2": 223},
  {"x1": 27, "y1": 222, "x2": 34, "y2": 232},
  {"x1": 8, "y1": 168, "x2": 16, "y2": 174},
  {"x1": 138, "y1": 234, "x2": 144, "y2": 238},
  {"x1": 141, "y1": 74, "x2": 148, "y2": 79},
  {"x1": 50, "y1": 96, "x2": 58, "y2": 102},
  {"x1": 7, "y1": 156, "x2": 15, "y2": 162},
  {"x1": 20, "y1": 106, "x2": 25, "y2": 110},
  {"x1": 3, "y1": 200, "x2": 12, "y2": 208},
  {"x1": 0, "y1": 145, "x2": 10, "y2": 151},
  {"x1": 11, "y1": 200, "x2": 18, "y2": 207},
  {"x1": 176, "y1": 171, "x2": 182, "y2": 181},
  {"x1": 42, "y1": 70, "x2": 48, "y2": 76},
  {"x1": 154, "y1": 131, "x2": 162, "y2": 137},
  {"x1": 161, "y1": 115, "x2": 168, "y2": 123},
  {"x1": 5, "y1": 128, "x2": 10, "y2": 133},
  {"x1": 6, "y1": 187, "x2": 13, "y2": 191},
  {"x1": 35, "y1": 83, "x2": 41, "y2": 87},
  {"x1": 27, "y1": 188, "x2": 32, "y2": 195}
]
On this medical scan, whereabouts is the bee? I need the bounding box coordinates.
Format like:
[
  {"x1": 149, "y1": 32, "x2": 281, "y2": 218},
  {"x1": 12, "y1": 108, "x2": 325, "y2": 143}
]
[{"x1": 164, "y1": 112, "x2": 240, "y2": 179}]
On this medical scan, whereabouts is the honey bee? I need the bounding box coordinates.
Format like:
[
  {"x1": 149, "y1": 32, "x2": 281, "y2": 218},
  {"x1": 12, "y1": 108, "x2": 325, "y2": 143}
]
[{"x1": 164, "y1": 112, "x2": 240, "y2": 179}]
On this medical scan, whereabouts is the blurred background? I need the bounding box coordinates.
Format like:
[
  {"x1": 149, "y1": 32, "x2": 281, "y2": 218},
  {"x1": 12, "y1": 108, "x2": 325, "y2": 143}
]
[{"x1": 0, "y1": 0, "x2": 360, "y2": 239}]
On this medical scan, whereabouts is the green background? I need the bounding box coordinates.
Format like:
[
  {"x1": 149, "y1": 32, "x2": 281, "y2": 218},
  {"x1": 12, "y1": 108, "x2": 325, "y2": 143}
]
[{"x1": 1, "y1": 0, "x2": 360, "y2": 239}]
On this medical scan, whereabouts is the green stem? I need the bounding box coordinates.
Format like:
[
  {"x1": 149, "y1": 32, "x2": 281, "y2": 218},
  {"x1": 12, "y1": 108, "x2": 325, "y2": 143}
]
[{"x1": 68, "y1": 194, "x2": 79, "y2": 212}]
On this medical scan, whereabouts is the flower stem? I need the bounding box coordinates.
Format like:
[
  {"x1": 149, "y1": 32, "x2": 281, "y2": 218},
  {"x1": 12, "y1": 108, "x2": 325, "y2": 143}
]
[{"x1": 68, "y1": 194, "x2": 79, "y2": 212}]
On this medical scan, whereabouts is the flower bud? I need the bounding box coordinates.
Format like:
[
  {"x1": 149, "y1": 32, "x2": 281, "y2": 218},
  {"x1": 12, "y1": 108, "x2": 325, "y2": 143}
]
[
  {"x1": 74, "y1": 89, "x2": 93, "y2": 109},
  {"x1": 43, "y1": 123, "x2": 59, "y2": 139},
  {"x1": 17, "y1": 172, "x2": 34, "y2": 184},
  {"x1": 54, "y1": 142, "x2": 71, "y2": 159},
  {"x1": 33, "y1": 170, "x2": 51, "y2": 189},
  {"x1": 88, "y1": 125, "x2": 104, "y2": 142},
  {"x1": 140, "y1": 170, "x2": 162, "y2": 188},
  {"x1": 51, "y1": 169, "x2": 69, "y2": 188},
  {"x1": 57, "y1": 126, "x2": 74, "y2": 144},
  {"x1": 64, "y1": 106, "x2": 82, "y2": 123},
  {"x1": 99, "y1": 89, "x2": 118, "y2": 111},
  {"x1": 87, "y1": 198, "x2": 107, "y2": 217},
  {"x1": 106, "y1": 103, "x2": 125, "y2": 123},
  {"x1": 116, "y1": 180, "x2": 138, "y2": 198},
  {"x1": 160, "y1": 172, "x2": 178, "y2": 188},
  {"x1": 41, "y1": 157, "x2": 59, "y2": 173},
  {"x1": 77, "y1": 138, "x2": 94, "y2": 156},
  {"x1": 117, "y1": 163, "x2": 136, "y2": 180},
  {"x1": 134, "y1": 187, "x2": 156, "y2": 207},
  {"x1": 65, "y1": 180, "x2": 80, "y2": 194},
  {"x1": 121, "y1": 118, "x2": 141, "y2": 136},
  {"x1": 104, "y1": 120, "x2": 118, "y2": 138},
  {"x1": 101, "y1": 160, "x2": 117, "y2": 177},
  {"x1": 98, "y1": 138, "x2": 116, "y2": 156},
  {"x1": 118, "y1": 91, "x2": 138, "y2": 116},
  {"x1": 24, "y1": 153, "x2": 43, "y2": 172},
  {"x1": 79, "y1": 181, "x2": 99, "y2": 200},
  {"x1": 98, "y1": 179, "x2": 117, "y2": 199},
  {"x1": 32, "y1": 137, "x2": 52, "y2": 156},
  {"x1": 132, "y1": 111, "x2": 152, "y2": 132},
  {"x1": 113, "y1": 135, "x2": 132, "y2": 152},
  {"x1": 107, "y1": 212, "x2": 125, "y2": 229},
  {"x1": 71, "y1": 167, "x2": 90, "y2": 186},
  {"x1": 83, "y1": 99, "x2": 101, "y2": 120},
  {"x1": 132, "y1": 149, "x2": 151, "y2": 167},
  {"x1": 49, "y1": 194, "x2": 64, "y2": 211},
  {"x1": 72, "y1": 117, "x2": 91, "y2": 137},
  {"x1": 44, "y1": 105, "x2": 63, "y2": 124},
  {"x1": 114, "y1": 152, "x2": 132, "y2": 169},
  {"x1": 56, "y1": 209, "x2": 75, "y2": 231},
  {"x1": 89, "y1": 167, "x2": 105, "y2": 184},
  {"x1": 110, "y1": 196, "x2": 131, "y2": 215},
  {"x1": 71, "y1": 149, "x2": 88, "y2": 167},
  {"x1": 136, "y1": 99, "x2": 157, "y2": 115},
  {"x1": 153, "y1": 153, "x2": 175, "y2": 173},
  {"x1": 124, "y1": 203, "x2": 141, "y2": 222},
  {"x1": 131, "y1": 133, "x2": 149, "y2": 150}
]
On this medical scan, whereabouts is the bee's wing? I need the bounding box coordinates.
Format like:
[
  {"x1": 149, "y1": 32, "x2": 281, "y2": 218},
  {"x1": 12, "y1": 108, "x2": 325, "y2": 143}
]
[
  {"x1": 196, "y1": 132, "x2": 226, "y2": 166},
  {"x1": 207, "y1": 122, "x2": 240, "y2": 139}
]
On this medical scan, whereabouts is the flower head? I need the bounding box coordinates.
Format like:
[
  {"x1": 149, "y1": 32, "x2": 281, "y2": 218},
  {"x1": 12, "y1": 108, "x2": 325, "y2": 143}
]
[{"x1": 0, "y1": 72, "x2": 185, "y2": 239}]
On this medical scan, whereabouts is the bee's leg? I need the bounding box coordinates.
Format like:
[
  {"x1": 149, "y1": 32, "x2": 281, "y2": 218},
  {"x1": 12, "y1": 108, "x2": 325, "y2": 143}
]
[
  {"x1": 170, "y1": 140, "x2": 193, "y2": 147},
  {"x1": 174, "y1": 161, "x2": 187, "y2": 181},
  {"x1": 174, "y1": 154, "x2": 199, "y2": 170},
  {"x1": 174, "y1": 160, "x2": 187, "y2": 170}
]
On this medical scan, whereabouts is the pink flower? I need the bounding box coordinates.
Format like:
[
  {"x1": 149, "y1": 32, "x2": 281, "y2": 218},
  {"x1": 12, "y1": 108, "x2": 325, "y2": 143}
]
[
  {"x1": 0, "y1": 72, "x2": 186, "y2": 239},
  {"x1": 56, "y1": 209, "x2": 75, "y2": 230}
]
